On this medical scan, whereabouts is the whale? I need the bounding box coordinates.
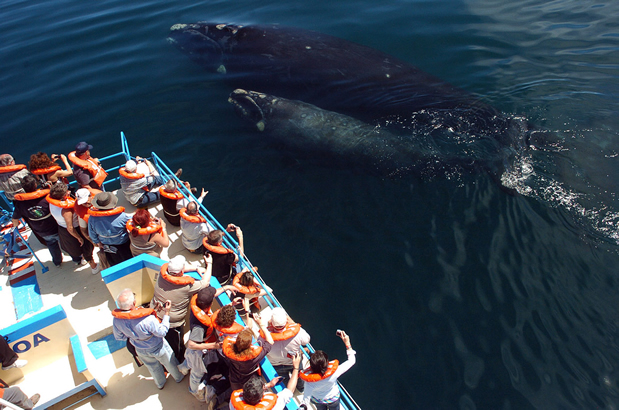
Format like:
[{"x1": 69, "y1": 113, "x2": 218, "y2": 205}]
[
  {"x1": 167, "y1": 22, "x2": 530, "y2": 150},
  {"x1": 228, "y1": 89, "x2": 513, "y2": 178}
]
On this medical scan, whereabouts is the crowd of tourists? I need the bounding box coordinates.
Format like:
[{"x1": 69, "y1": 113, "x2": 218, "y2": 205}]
[{"x1": 0, "y1": 142, "x2": 356, "y2": 410}]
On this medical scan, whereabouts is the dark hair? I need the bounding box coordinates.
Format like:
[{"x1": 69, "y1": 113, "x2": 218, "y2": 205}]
[
  {"x1": 187, "y1": 201, "x2": 199, "y2": 215},
  {"x1": 207, "y1": 230, "x2": 224, "y2": 245},
  {"x1": 21, "y1": 174, "x2": 38, "y2": 193},
  {"x1": 310, "y1": 350, "x2": 329, "y2": 376},
  {"x1": 242, "y1": 376, "x2": 264, "y2": 405},
  {"x1": 28, "y1": 152, "x2": 55, "y2": 172},
  {"x1": 196, "y1": 287, "x2": 216, "y2": 311},
  {"x1": 239, "y1": 270, "x2": 254, "y2": 287},
  {"x1": 216, "y1": 305, "x2": 236, "y2": 328},
  {"x1": 131, "y1": 209, "x2": 152, "y2": 237},
  {"x1": 49, "y1": 182, "x2": 68, "y2": 200}
]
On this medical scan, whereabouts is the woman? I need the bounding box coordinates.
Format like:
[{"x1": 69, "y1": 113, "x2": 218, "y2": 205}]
[
  {"x1": 221, "y1": 313, "x2": 274, "y2": 391},
  {"x1": 126, "y1": 209, "x2": 169, "y2": 257},
  {"x1": 46, "y1": 182, "x2": 99, "y2": 274},
  {"x1": 232, "y1": 269, "x2": 269, "y2": 315},
  {"x1": 28, "y1": 152, "x2": 73, "y2": 187},
  {"x1": 300, "y1": 331, "x2": 356, "y2": 410}
]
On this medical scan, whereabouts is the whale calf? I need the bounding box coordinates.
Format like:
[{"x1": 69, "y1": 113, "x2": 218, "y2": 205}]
[
  {"x1": 168, "y1": 22, "x2": 529, "y2": 149},
  {"x1": 228, "y1": 89, "x2": 512, "y2": 178}
]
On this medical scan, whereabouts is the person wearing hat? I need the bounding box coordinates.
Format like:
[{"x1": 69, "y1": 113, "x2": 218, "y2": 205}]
[
  {"x1": 150, "y1": 254, "x2": 212, "y2": 363},
  {"x1": 119, "y1": 156, "x2": 168, "y2": 207},
  {"x1": 87, "y1": 191, "x2": 132, "y2": 266},
  {"x1": 264, "y1": 307, "x2": 311, "y2": 393},
  {"x1": 47, "y1": 182, "x2": 100, "y2": 274},
  {"x1": 68, "y1": 141, "x2": 108, "y2": 191}
]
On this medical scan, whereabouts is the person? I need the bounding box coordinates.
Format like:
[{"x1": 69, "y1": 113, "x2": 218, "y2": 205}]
[
  {"x1": 126, "y1": 209, "x2": 169, "y2": 257},
  {"x1": 1, "y1": 335, "x2": 27, "y2": 371},
  {"x1": 11, "y1": 173, "x2": 62, "y2": 267},
  {"x1": 231, "y1": 269, "x2": 268, "y2": 316},
  {"x1": 118, "y1": 157, "x2": 170, "y2": 207},
  {"x1": 0, "y1": 153, "x2": 29, "y2": 201},
  {"x1": 47, "y1": 182, "x2": 99, "y2": 274},
  {"x1": 68, "y1": 142, "x2": 107, "y2": 191},
  {"x1": 87, "y1": 192, "x2": 132, "y2": 266},
  {"x1": 112, "y1": 288, "x2": 185, "y2": 390},
  {"x1": 203, "y1": 225, "x2": 244, "y2": 286},
  {"x1": 150, "y1": 254, "x2": 212, "y2": 363},
  {"x1": 228, "y1": 352, "x2": 302, "y2": 410},
  {"x1": 179, "y1": 200, "x2": 213, "y2": 254},
  {"x1": 212, "y1": 304, "x2": 244, "y2": 341},
  {"x1": 73, "y1": 187, "x2": 100, "y2": 242},
  {"x1": 222, "y1": 312, "x2": 274, "y2": 391},
  {"x1": 264, "y1": 307, "x2": 311, "y2": 393},
  {"x1": 300, "y1": 330, "x2": 356, "y2": 410},
  {"x1": 28, "y1": 152, "x2": 73, "y2": 187},
  {"x1": 0, "y1": 385, "x2": 40, "y2": 410},
  {"x1": 159, "y1": 179, "x2": 184, "y2": 226},
  {"x1": 183, "y1": 286, "x2": 230, "y2": 403}
]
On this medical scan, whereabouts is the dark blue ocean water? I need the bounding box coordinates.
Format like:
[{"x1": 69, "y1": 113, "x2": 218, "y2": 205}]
[{"x1": 3, "y1": 0, "x2": 619, "y2": 408}]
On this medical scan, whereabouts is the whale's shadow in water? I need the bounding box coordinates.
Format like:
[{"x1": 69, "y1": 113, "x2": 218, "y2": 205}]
[{"x1": 168, "y1": 22, "x2": 619, "y2": 243}]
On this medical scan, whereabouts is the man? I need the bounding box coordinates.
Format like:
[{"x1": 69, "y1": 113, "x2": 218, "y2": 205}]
[
  {"x1": 265, "y1": 307, "x2": 311, "y2": 392},
  {"x1": 229, "y1": 353, "x2": 302, "y2": 410},
  {"x1": 119, "y1": 157, "x2": 167, "y2": 207},
  {"x1": 11, "y1": 173, "x2": 62, "y2": 267},
  {"x1": 68, "y1": 141, "x2": 107, "y2": 191},
  {"x1": 47, "y1": 182, "x2": 99, "y2": 273},
  {"x1": 87, "y1": 192, "x2": 132, "y2": 266},
  {"x1": 112, "y1": 288, "x2": 185, "y2": 390},
  {"x1": 0, "y1": 385, "x2": 40, "y2": 410},
  {"x1": 0, "y1": 153, "x2": 29, "y2": 201},
  {"x1": 1, "y1": 335, "x2": 27, "y2": 371},
  {"x1": 202, "y1": 225, "x2": 244, "y2": 286},
  {"x1": 159, "y1": 180, "x2": 184, "y2": 226},
  {"x1": 150, "y1": 255, "x2": 212, "y2": 363},
  {"x1": 179, "y1": 200, "x2": 213, "y2": 254}
]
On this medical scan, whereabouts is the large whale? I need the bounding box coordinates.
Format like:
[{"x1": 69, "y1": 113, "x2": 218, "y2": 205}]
[
  {"x1": 228, "y1": 89, "x2": 513, "y2": 178},
  {"x1": 167, "y1": 22, "x2": 530, "y2": 150}
]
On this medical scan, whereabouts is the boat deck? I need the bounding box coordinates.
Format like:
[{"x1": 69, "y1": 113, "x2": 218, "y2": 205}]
[{"x1": 0, "y1": 134, "x2": 360, "y2": 410}]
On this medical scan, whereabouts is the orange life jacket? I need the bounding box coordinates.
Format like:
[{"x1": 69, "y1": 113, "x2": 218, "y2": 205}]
[
  {"x1": 230, "y1": 390, "x2": 278, "y2": 410},
  {"x1": 179, "y1": 207, "x2": 206, "y2": 224},
  {"x1": 299, "y1": 360, "x2": 339, "y2": 382},
  {"x1": 118, "y1": 167, "x2": 145, "y2": 180},
  {"x1": 222, "y1": 336, "x2": 263, "y2": 362},
  {"x1": 232, "y1": 272, "x2": 261, "y2": 295},
  {"x1": 88, "y1": 206, "x2": 125, "y2": 217},
  {"x1": 68, "y1": 151, "x2": 107, "y2": 187},
  {"x1": 0, "y1": 164, "x2": 26, "y2": 174},
  {"x1": 203, "y1": 241, "x2": 235, "y2": 256},
  {"x1": 126, "y1": 219, "x2": 162, "y2": 235},
  {"x1": 259, "y1": 323, "x2": 302, "y2": 342},
  {"x1": 31, "y1": 164, "x2": 61, "y2": 176},
  {"x1": 46, "y1": 195, "x2": 76, "y2": 209},
  {"x1": 159, "y1": 263, "x2": 195, "y2": 286},
  {"x1": 111, "y1": 307, "x2": 157, "y2": 320},
  {"x1": 189, "y1": 294, "x2": 217, "y2": 342},
  {"x1": 13, "y1": 189, "x2": 50, "y2": 201},
  {"x1": 159, "y1": 186, "x2": 184, "y2": 200},
  {"x1": 211, "y1": 309, "x2": 244, "y2": 336}
]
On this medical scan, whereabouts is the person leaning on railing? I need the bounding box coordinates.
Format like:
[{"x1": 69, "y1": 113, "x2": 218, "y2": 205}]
[
  {"x1": 0, "y1": 153, "x2": 29, "y2": 201},
  {"x1": 299, "y1": 330, "x2": 356, "y2": 410}
]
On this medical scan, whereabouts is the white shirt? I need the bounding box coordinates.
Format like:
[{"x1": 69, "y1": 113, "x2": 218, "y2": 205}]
[
  {"x1": 267, "y1": 327, "x2": 311, "y2": 367},
  {"x1": 302, "y1": 349, "x2": 356, "y2": 405}
]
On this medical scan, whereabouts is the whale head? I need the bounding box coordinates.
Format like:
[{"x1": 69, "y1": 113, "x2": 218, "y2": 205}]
[
  {"x1": 228, "y1": 89, "x2": 272, "y2": 132},
  {"x1": 168, "y1": 22, "x2": 243, "y2": 73}
]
